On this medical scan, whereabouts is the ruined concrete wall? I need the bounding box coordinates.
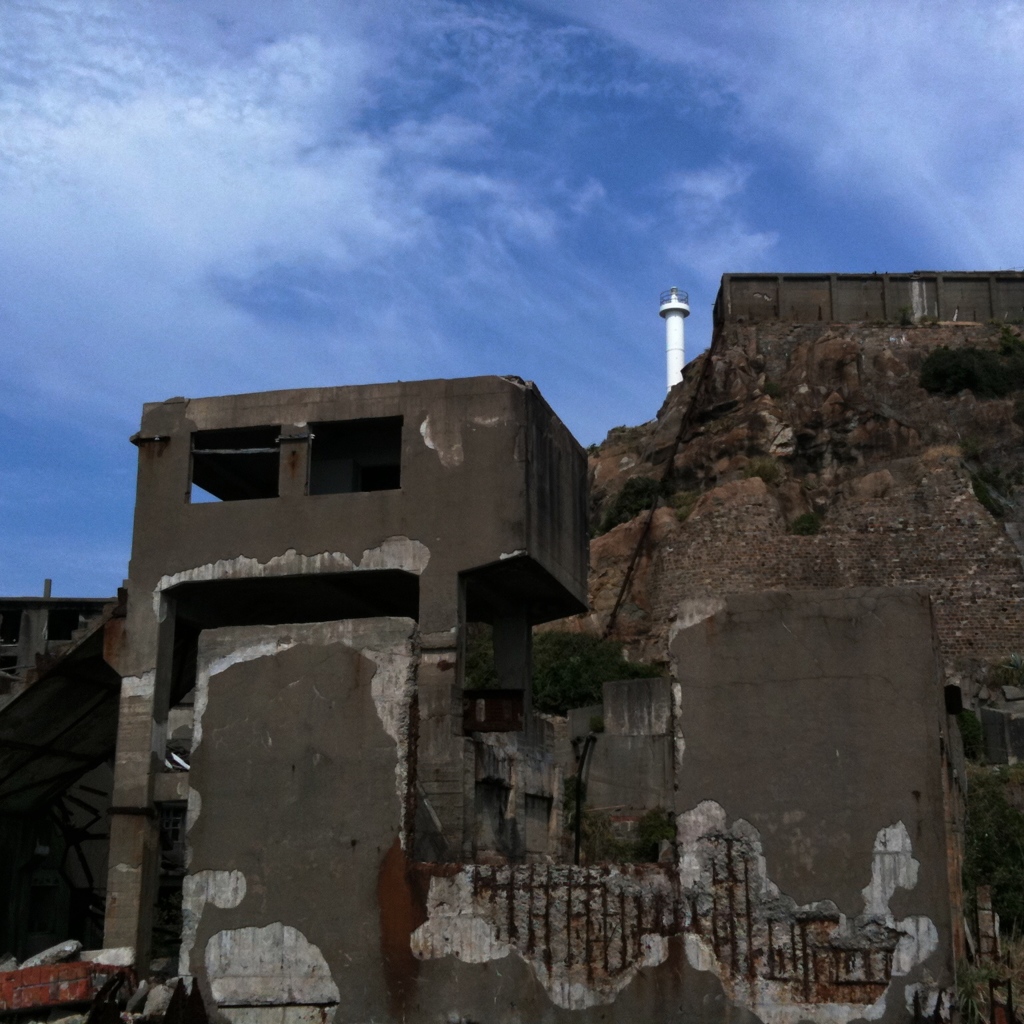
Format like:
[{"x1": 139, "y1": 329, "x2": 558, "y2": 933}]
[
  {"x1": 183, "y1": 618, "x2": 417, "y2": 1023},
  {"x1": 716, "y1": 272, "x2": 1024, "y2": 326},
  {"x1": 671, "y1": 588, "x2": 957, "y2": 1024},
  {"x1": 105, "y1": 375, "x2": 589, "y2": 959},
  {"x1": 173, "y1": 592, "x2": 957, "y2": 1024}
]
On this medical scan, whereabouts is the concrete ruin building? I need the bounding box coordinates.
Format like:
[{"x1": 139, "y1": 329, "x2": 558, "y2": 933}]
[{"x1": 1, "y1": 334, "x2": 969, "y2": 1020}]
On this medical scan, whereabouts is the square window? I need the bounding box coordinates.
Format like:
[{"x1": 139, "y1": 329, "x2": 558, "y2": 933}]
[
  {"x1": 191, "y1": 426, "x2": 280, "y2": 502},
  {"x1": 309, "y1": 417, "x2": 402, "y2": 494}
]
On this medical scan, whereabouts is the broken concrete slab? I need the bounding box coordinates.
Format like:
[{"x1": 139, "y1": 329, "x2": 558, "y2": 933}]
[{"x1": 19, "y1": 940, "x2": 82, "y2": 969}]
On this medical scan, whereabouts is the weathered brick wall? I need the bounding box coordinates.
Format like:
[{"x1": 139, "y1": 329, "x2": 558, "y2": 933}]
[{"x1": 649, "y1": 459, "x2": 1024, "y2": 670}]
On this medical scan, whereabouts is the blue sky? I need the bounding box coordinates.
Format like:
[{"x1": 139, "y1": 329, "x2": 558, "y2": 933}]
[{"x1": 2, "y1": 0, "x2": 1024, "y2": 597}]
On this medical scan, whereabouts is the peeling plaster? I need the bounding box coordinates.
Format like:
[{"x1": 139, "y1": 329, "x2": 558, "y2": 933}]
[
  {"x1": 669, "y1": 598, "x2": 726, "y2": 649},
  {"x1": 412, "y1": 864, "x2": 673, "y2": 1010},
  {"x1": 179, "y1": 869, "x2": 247, "y2": 976},
  {"x1": 436, "y1": 674, "x2": 937, "y2": 1024},
  {"x1": 194, "y1": 619, "x2": 417, "y2": 844},
  {"x1": 676, "y1": 801, "x2": 945, "y2": 1024},
  {"x1": 153, "y1": 539, "x2": 430, "y2": 617},
  {"x1": 121, "y1": 672, "x2": 155, "y2": 699},
  {"x1": 419, "y1": 415, "x2": 464, "y2": 468},
  {"x1": 205, "y1": 923, "x2": 340, "y2": 1008}
]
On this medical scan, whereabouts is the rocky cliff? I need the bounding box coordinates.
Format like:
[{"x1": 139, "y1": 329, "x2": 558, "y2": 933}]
[{"x1": 569, "y1": 319, "x2": 1024, "y2": 702}]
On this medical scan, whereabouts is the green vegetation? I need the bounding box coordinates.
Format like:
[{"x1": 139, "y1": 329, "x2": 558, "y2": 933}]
[
  {"x1": 898, "y1": 306, "x2": 914, "y2": 327},
  {"x1": 744, "y1": 455, "x2": 783, "y2": 486},
  {"x1": 764, "y1": 380, "x2": 784, "y2": 399},
  {"x1": 958, "y1": 710, "x2": 984, "y2": 762},
  {"x1": 920, "y1": 328, "x2": 1024, "y2": 398},
  {"x1": 597, "y1": 476, "x2": 662, "y2": 534},
  {"x1": 990, "y1": 653, "x2": 1024, "y2": 690},
  {"x1": 789, "y1": 512, "x2": 822, "y2": 535},
  {"x1": 532, "y1": 631, "x2": 661, "y2": 714},
  {"x1": 971, "y1": 471, "x2": 1007, "y2": 518},
  {"x1": 963, "y1": 763, "x2": 1024, "y2": 934},
  {"x1": 633, "y1": 808, "x2": 676, "y2": 861},
  {"x1": 465, "y1": 629, "x2": 661, "y2": 714},
  {"x1": 564, "y1": 802, "x2": 675, "y2": 864},
  {"x1": 957, "y1": 954, "x2": 1008, "y2": 1024},
  {"x1": 669, "y1": 489, "x2": 700, "y2": 523},
  {"x1": 463, "y1": 623, "x2": 498, "y2": 689},
  {"x1": 960, "y1": 435, "x2": 984, "y2": 461}
]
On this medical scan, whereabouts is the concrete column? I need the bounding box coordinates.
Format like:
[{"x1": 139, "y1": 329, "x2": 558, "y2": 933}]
[
  {"x1": 103, "y1": 595, "x2": 175, "y2": 965},
  {"x1": 277, "y1": 425, "x2": 310, "y2": 498}
]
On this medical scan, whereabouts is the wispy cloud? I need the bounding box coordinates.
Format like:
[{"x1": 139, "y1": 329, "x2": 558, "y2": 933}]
[
  {"x1": 541, "y1": 0, "x2": 1024, "y2": 268},
  {"x1": 664, "y1": 162, "x2": 777, "y2": 274}
]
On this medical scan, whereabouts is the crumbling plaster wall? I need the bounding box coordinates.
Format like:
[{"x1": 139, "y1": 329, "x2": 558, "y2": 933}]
[
  {"x1": 104, "y1": 376, "x2": 589, "y2": 960},
  {"x1": 408, "y1": 589, "x2": 958, "y2": 1023},
  {"x1": 182, "y1": 619, "x2": 418, "y2": 1022},
  {"x1": 670, "y1": 587, "x2": 957, "y2": 1024},
  {"x1": 167, "y1": 588, "x2": 958, "y2": 1024}
]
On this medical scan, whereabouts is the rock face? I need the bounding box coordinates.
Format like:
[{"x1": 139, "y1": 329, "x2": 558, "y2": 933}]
[{"x1": 575, "y1": 320, "x2": 1024, "y2": 693}]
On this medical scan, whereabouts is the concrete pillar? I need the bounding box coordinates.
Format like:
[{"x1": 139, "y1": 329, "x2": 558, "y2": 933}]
[{"x1": 102, "y1": 596, "x2": 175, "y2": 965}]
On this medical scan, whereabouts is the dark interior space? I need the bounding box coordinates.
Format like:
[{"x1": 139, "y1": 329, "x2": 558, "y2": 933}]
[
  {"x1": 47, "y1": 608, "x2": 84, "y2": 642},
  {"x1": 191, "y1": 425, "x2": 280, "y2": 502},
  {"x1": 461, "y1": 555, "x2": 586, "y2": 625},
  {"x1": 0, "y1": 610, "x2": 21, "y2": 645},
  {"x1": 308, "y1": 417, "x2": 402, "y2": 494}
]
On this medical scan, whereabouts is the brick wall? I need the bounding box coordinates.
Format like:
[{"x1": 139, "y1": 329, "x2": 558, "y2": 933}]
[
  {"x1": 649, "y1": 460, "x2": 1024, "y2": 670},
  {"x1": 0, "y1": 963, "x2": 126, "y2": 1012}
]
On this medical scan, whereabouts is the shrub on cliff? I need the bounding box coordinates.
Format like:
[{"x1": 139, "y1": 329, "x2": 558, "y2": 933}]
[
  {"x1": 789, "y1": 512, "x2": 822, "y2": 535},
  {"x1": 744, "y1": 456, "x2": 783, "y2": 486},
  {"x1": 597, "y1": 477, "x2": 662, "y2": 535},
  {"x1": 920, "y1": 342, "x2": 1024, "y2": 398}
]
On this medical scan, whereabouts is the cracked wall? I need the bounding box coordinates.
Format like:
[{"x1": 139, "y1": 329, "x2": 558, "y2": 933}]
[{"x1": 177, "y1": 589, "x2": 957, "y2": 1024}]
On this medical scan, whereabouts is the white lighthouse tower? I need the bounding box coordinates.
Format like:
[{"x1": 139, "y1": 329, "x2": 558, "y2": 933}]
[{"x1": 659, "y1": 287, "x2": 690, "y2": 392}]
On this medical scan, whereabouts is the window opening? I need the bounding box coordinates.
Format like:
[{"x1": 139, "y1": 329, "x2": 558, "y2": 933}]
[
  {"x1": 47, "y1": 608, "x2": 84, "y2": 642},
  {"x1": 0, "y1": 610, "x2": 21, "y2": 645},
  {"x1": 191, "y1": 426, "x2": 280, "y2": 502},
  {"x1": 309, "y1": 417, "x2": 402, "y2": 494}
]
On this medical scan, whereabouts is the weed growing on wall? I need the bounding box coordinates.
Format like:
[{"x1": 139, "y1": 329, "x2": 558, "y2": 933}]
[
  {"x1": 958, "y1": 710, "x2": 984, "y2": 762},
  {"x1": 789, "y1": 512, "x2": 822, "y2": 535},
  {"x1": 670, "y1": 490, "x2": 700, "y2": 523}
]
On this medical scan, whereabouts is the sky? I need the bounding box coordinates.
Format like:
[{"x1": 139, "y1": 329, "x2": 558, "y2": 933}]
[{"x1": 2, "y1": 0, "x2": 1024, "y2": 597}]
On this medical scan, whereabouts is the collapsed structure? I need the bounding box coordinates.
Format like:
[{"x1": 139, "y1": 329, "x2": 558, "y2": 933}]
[{"x1": 0, "y1": 277, "x2": 982, "y2": 1021}]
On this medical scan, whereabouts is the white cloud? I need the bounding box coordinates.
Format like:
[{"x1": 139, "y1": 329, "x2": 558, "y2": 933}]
[
  {"x1": 664, "y1": 162, "x2": 777, "y2": 274},
  {"x1": 539, "y1": 0, "x2": 1024, "y2": 268}
]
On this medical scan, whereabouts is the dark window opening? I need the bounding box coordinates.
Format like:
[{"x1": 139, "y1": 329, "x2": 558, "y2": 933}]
[
  {"x1": 191, "y1": 426, "x2": 280, "y2": 502},
  {"x1": 0, "y1": 610, "x2": 21, "y2": 645},
  {"x1": 47, "y1": 608, "x2": 83, "y2": 642},
  {"x1": 159, "y1": 803, "x2": 187, "y2": 875},
  {"x1": 309, "y1": 417, "x2": 402, "y2": 494}
]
